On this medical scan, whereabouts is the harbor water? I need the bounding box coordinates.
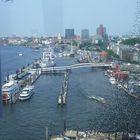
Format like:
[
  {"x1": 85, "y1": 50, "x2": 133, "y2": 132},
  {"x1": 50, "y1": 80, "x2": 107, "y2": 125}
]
[{"x1": 0, "y1": 46, "x2": 140, "y2": 140}]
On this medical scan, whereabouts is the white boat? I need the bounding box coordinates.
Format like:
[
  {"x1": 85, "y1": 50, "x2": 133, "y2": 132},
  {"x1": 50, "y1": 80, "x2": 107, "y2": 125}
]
[
  {"x1": 58, "y1": 94, "x2": 63, "y2": 105},
  {"x1": 19, "y1": 52, "x2": 23, "y2": 56},
  {"x1": 109, "y1": 77, "x2": 116, "y2": 85},
  {"x1": 117, "y1": 83, "x2": 122, "y2": 89},
  {"x1": 40, "y1": 48, "x2": 56, "y2": 68},
  {"x1": 19, "y1": 85, "x2": 34, "y2": 101},
  {"x1": 104, "y1": 71, "x2": 108, "y2": 76},
  {"x1": 2, "y1": 80, "x2": 20, "y2": 103},
  {"x1": 88, "y1": 95, "x2": 106, "y2": 104},
  {"x1": 57, "y1": 94, "x2": 66, "y2": 105}
]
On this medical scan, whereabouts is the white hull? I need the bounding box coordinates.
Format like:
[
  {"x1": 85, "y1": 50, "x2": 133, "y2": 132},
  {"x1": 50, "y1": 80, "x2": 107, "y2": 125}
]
[
  {"x1": 2, "y1": 81, "x2": 20, "y2": 103},
  {"x1": 19, "y1": 86, "x2": 34, "y2": 101},
  {"x1": 109, "y1": 77, "x2": 116, "y2": 85},
  {"x1": 19, "y1": 91, "x2": 34, "y2": 100}
]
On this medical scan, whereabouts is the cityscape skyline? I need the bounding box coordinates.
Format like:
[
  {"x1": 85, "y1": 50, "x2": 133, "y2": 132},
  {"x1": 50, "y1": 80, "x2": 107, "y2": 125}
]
[{"x1": 0, "y1": 0, "x2": 137, "y2": 37}]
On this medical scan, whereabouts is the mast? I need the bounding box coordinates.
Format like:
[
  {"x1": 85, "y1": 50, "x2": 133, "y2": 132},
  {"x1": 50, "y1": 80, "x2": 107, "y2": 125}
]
[{"x1": 133, "y1": 0, "x2": 140, "y2": 36}]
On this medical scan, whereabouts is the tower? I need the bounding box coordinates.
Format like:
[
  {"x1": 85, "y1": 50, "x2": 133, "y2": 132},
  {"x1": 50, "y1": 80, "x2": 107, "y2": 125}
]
[
  {"x1": 133, "y1": 0, "x2": 140, "y2": 36},
  {"x1": 65, "y1": 29, "x2": 75, "y2": 39},
  {"x1": 96, "y1": 24, "x2": 106, "y2": 38},
  {"x1": 81, "y1": 29, "x2": 89, "y2": 40}
]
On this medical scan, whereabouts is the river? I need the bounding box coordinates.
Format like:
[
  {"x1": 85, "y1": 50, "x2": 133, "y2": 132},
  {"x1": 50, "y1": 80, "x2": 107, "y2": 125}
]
[{"x1": 0, "y1": 46, "x2": 140, "y2": 140}]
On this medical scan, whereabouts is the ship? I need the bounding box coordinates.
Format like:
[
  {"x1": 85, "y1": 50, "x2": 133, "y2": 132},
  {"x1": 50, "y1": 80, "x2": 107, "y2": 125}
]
[
  {"x1": 2, "y1": 80, "x2": 20, "y2": 103},
  {"x1": 40, "y1": 47, "x2": 56, "y2": 68},
  {"x1": 19, "y1": 85, "x2": 34, "y2": 101}
]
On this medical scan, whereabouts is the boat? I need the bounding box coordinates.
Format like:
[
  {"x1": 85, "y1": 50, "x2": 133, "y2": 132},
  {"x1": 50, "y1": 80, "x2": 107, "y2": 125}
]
[
  {"x1": 58, "y1": 91, "x2": 66, "y2": 105},
  {"x1": 117, "y1": 83, "x2": 122, "y2": 89},
  {"x1": 19, "y1": 85, "x2": 34, "y2": 101},
  {"x1": 19, "y1": 52, "x2": 23, "y2": 56},
  {"x1": 58, "y1": 94, "x2": 64, "y2": 105},
  {"x1": 88, "y1": 95, "x2": 106, "y2": 104},
  {"x1": 40, "y1": 48, "x2": 56, "y2": 68},
  {"x1": 109, "y1": 77, "x2": 116, "y2": 85},
  {"x1": 2, "y1": 80, "x2": 20, "y2": 103},
  {"x1": 104, "y1": 71, "x2": 108, "y2": 76}
]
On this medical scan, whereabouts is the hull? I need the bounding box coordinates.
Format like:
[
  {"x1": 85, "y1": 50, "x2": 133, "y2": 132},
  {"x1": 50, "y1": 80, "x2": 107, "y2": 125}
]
[
  {"x1": 109, "y1": 77, "x2": 116, "y2": 85},
  {"x1": 2, "y1": 81, "x2": 20, "y2": 103},
  {"x1": 19, "y1": 91, "x2": 34, "y2": 101}
]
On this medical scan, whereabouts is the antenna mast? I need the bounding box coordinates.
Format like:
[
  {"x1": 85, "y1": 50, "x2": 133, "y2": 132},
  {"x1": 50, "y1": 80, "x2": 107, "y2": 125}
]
[{"x1": 134, "y1": 0, "x2": 140, "y2": 36}]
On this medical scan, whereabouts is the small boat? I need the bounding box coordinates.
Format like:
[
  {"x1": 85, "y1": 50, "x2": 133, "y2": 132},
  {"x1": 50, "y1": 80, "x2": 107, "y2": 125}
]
[
  {"x1": 58, "y1": 95, "x2": 62, "y2": 105},
  {"x1": 117, "y1": 83, "x2": 122, "y2": 89},
  {"x1": 19, "y1": 52, "x2": 23, "y2": 56},
  {"x1": 57, "y1": 94, "x2": 66, "y2": 105},
  {"x1": 19, "y1": 85, "x2": 34, "y2": 101},
  {"x1": 109, "y1": 77, "x2": 116, "y2": 85},
  {"x1": 104, "y1": 71, "x2": 108, "y2": 76},
  {"x1": 88, "y1": 95, "x2": 106, "y2": 103}
]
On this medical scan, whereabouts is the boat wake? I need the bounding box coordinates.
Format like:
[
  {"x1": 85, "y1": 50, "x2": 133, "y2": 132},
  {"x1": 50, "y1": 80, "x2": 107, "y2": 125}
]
[{"x1": 88, "y1": 95, "x2": 106, "y2": 104}]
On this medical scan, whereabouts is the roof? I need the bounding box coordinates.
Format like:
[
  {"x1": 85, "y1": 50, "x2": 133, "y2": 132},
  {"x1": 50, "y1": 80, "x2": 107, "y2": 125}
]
[{"x1": 3, "y1": 81, "x2": 15, "y2": 87}]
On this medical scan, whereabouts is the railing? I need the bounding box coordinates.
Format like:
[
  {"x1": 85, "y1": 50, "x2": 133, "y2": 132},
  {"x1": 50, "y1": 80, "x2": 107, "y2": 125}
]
[{"x1": 41, "y1": 63, "x2": 112, "y2": 72}]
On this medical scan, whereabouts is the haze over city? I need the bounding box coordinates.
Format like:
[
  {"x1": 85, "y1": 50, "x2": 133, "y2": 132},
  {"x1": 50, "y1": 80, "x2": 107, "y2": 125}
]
[{"x1": 0, "y1": 0, "x2": 136, "y2": 37}]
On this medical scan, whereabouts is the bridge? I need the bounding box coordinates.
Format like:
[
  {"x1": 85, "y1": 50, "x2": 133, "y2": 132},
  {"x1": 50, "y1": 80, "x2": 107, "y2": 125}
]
[{"x1": 41, "y1": 63, "x2": 112, "y2": 73}]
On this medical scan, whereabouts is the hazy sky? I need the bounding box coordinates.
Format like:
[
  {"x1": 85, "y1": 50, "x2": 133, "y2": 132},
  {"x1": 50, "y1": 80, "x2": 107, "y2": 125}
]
[{"x1": 0, "y1": 0, "x2": 137, "y2": 36}]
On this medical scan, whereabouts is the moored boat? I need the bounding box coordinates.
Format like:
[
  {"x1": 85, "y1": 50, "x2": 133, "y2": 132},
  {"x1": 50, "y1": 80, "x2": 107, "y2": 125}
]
[
  {"x1": 19, "y1": 85, "x2": 34, "y2": 101},
  {"x1": 40, "y1": 48, "x2": 56, "y2": 68},
  {"x1": 2, "y1": 80, "x2": 20, "y2": 103},
  {"x1": 109, "y1": 77, "x2": 116, "y2": 85}
]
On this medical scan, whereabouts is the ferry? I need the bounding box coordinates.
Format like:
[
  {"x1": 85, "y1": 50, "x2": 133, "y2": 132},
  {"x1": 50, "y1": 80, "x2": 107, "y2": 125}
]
[
  {"x1": 19, "y1": 85, "x2": 34, "y2": 101},
  {"x1": 109, "y1": 77, "x2": 116, "y2": 85},
  {"x1": 88, "y1": 95, "x2": 106, "y2": 104},
  {"x1": 2, "y1": 80, "x2": 20, "y2": 103}
]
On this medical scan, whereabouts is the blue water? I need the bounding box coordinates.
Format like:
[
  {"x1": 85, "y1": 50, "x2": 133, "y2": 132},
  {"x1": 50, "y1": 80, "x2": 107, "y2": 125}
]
[{"x1": 0, "y1": 46, "x2": 140, "y2": 140}]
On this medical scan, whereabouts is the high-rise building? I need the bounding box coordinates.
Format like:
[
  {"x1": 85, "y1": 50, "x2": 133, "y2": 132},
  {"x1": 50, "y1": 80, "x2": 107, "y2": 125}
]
[
  {"x1": 96, "y1": 24, "x2": 106, "y2": 38},
  {"x1": 65, "y1": 29, "x2": 75, "y2": 39},
  {"x1": 81, "y1": 29, "x2": 89, "y2": 40}
]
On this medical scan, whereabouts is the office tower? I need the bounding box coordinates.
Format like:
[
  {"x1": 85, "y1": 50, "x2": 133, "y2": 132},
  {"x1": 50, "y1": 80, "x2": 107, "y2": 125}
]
[
  {"x1": 96, "y1": 24, "x2": 106, "y2": 38},
  {"x1": 81, "y1": 29, "x2": 89, "y2": 40},
  {"x1": 65, "y1": 29, "x2": 75, "y2": 39}
]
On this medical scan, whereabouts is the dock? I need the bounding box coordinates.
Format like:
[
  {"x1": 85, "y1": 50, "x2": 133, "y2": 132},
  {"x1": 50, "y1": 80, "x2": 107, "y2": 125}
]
[
  {"x1": 104, "y1": 70, "x2": 140, "y2": 100},
  {"x1": 2, "y1": 60, "x2": 42, "y2": 104},
  {"x1": 57, "y1": 72, "x2": 69, "y2": 106},
  {"x1": 50, "y1": 130, "x2": 130, "y2": 140}
]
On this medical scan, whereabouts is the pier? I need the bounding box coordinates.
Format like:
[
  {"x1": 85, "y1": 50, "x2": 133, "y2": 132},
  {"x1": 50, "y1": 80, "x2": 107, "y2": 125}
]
[
  {"x1": 50, "y1": 130, "x2": 131, "y2": 140},
  {"x1": 57, "y1": 72, "x2": 69, "y2": 106},
  {"x1": 2, "y1": 62, "x2": 41, "y2": 104}
]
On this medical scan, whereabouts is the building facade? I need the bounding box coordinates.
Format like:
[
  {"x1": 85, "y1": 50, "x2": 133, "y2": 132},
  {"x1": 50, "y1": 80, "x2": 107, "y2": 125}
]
[
  {"x1": 96, "y1": 24, "x2": 106, "y2": 38},
  {"x1": 81, "y1": 29, "x2": 89, "y2": 40},
  {"x1": 65, "y1": 29, "x2": 75, "y2": 39}
]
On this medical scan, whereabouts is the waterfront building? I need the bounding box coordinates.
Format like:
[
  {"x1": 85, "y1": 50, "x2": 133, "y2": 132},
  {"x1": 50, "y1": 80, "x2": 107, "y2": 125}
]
[{"x1": 65, "y1": 29, "x2": 75, "y2": 39}]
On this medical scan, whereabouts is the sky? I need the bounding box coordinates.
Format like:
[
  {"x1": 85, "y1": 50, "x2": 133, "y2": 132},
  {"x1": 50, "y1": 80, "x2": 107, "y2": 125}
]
[{"x1": 0, "y1": 0, "x2": 137, "y2": 37}]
